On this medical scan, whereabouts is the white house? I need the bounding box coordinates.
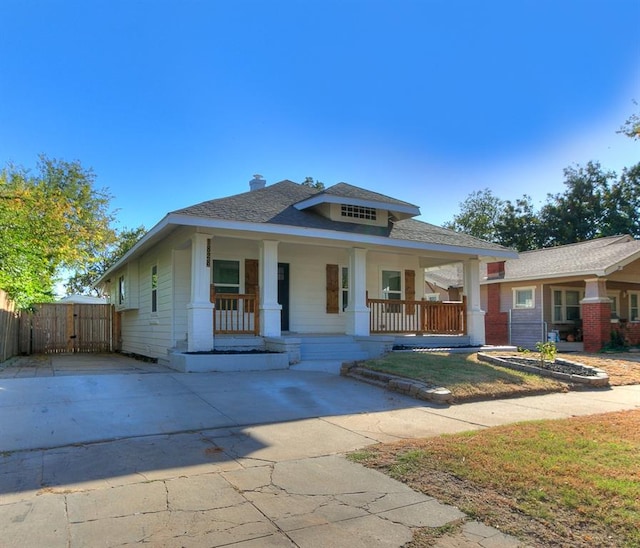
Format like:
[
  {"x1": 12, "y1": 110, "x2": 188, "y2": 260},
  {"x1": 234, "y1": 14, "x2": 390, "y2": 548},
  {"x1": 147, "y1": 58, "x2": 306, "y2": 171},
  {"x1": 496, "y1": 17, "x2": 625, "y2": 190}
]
[{"x1": 98, "y1": 177, "x2": 516, "y2": 371}]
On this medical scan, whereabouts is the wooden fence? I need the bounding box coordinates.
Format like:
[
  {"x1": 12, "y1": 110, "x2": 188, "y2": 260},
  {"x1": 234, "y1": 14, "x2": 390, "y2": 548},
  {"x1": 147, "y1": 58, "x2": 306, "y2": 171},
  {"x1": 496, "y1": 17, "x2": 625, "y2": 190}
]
[
  {"x1": 0, "y1": 290, "x2": 20, "y2": 363},
  {"x1": 19, "y1": 303, "x2": 118, "y2": 354}
]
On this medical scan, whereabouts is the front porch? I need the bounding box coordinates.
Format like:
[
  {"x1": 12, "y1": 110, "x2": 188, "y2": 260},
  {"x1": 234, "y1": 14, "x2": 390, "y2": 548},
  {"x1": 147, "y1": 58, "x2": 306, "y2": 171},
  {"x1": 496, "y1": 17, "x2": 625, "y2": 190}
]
[
  {"x1": 212, "y1": 293, "x2": 468, "y2": 338},
  {"x1": 167, "y1": 332, "x2": 475, "y2": 373}
]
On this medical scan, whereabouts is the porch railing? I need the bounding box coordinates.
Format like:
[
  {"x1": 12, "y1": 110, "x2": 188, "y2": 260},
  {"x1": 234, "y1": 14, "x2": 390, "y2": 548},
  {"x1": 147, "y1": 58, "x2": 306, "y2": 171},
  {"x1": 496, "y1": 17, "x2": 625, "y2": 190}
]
[
  {"x1": 368, "y1": 296, "x2": 466, "y2": 335},
  {"x1": 212, "y1": 291, "x2": 260, "y2": 335}
]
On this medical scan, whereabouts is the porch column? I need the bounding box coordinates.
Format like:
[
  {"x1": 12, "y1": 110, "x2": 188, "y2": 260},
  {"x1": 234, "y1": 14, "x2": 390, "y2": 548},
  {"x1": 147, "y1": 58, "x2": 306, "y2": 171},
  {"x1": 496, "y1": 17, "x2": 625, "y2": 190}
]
[
  {"x1": 581, "y1": 278, "x2": 611, "y2": 352},
  {"x1": 260, "y1": 240, "x2": 282, "y2": 337},
  {"x1": 345, "y1": 247, "x2": 370, "y2": 336},
  {"x1": 463, "y1": 258, "x2": 485, "y2": 345},
  {"x1": 187, "y1": 233, "x2": 214, "y2": 352}
]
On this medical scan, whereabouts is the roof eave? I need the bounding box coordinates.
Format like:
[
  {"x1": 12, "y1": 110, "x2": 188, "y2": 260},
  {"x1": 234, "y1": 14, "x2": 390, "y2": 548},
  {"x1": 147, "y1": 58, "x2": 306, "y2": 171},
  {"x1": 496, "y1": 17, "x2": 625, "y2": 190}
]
[{"x1": 167, "y1": 214, "x2": 517, "y2": 258}]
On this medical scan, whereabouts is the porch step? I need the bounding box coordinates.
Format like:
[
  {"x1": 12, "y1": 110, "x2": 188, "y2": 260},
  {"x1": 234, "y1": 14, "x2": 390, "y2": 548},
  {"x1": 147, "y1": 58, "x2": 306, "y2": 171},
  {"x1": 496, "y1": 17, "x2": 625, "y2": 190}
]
[
  {"x1": 393, "y1": 335, "x2": 472, "y2": 349},
  {"x1": 299, "y1": 336, "x2": 370, "y2": 362},
  {"x1": 291, "y1": 360, "x2": 344, "y2": 374}
]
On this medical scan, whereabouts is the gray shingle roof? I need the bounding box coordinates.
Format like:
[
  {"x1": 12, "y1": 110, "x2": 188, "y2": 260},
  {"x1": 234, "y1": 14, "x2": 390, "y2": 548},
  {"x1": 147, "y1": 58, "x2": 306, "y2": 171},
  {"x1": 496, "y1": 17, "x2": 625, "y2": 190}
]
[
  {"x1": 321, "y1": 182, "x2": 418, "y2": 208},
  {"x1": 499, "y1": 235, "x2": 640, "y2": 280},
  {"x1": 171, "y1": 180, "x2": 510, "y2": 253}
]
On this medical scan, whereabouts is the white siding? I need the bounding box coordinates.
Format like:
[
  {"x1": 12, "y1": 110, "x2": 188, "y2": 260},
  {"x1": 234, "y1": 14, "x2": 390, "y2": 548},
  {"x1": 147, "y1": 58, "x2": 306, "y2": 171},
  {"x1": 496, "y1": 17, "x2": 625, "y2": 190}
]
[
  {"x1": 280, "y1": 244, "x2": 349, "y2": 333},
  {"x1": 118, "y1": 228, "x2": 193, "y2": 359}
]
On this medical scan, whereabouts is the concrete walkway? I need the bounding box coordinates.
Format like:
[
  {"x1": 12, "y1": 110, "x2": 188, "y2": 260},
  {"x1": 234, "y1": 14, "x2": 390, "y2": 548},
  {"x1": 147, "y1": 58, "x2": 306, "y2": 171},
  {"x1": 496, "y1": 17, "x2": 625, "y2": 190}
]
[{"x1": 1, "y1": 354, "x2": 638, "y2": 547}]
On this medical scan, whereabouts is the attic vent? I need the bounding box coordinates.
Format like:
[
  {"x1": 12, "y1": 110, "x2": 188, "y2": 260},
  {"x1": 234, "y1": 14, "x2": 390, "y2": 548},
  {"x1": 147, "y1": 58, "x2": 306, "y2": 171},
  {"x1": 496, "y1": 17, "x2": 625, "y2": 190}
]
[{"x1": 341, "y1": 204, "x2": 377, "y2": 221}]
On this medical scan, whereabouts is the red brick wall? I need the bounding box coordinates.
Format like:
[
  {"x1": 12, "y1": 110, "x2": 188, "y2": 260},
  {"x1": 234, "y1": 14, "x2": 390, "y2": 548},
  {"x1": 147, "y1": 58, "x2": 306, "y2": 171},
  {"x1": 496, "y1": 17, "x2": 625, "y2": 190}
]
[
  {"x1": 485, "y1": 284, "x2": 508, "y2": 345},
  {"x1": 612, "y1": 322, "x2": 640, "y2": 346},
  {"x1": 582, "y1": 301, "x2": 611, "y2": 352}
]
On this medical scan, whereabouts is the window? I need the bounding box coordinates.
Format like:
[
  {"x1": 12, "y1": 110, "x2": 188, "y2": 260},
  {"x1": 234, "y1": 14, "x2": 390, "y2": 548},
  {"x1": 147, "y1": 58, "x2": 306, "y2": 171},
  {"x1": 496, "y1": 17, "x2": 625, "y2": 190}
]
[
  {"x1": 213, "y1": 260, "x2": 240, "y2": 310},
  {"x1": 382, "y1": 270, "x2": 402, "y2": 312},
  {"x1": 607, "y1": 292, "x2": 619, "y2": 318},
  {"x1": 630, "y1": 292, "x2": 640, "y2": 321},
  {"x1": 553, "y1": 288, "x2": 582, "y2": 322},
  {"x1": 151, "y1": 265, "x2": 158, "y2": 313},
  {"x1": 341, "y1": 266, "x2": 349, "y2": 311},
  {"x1": 513, "y1": 287, "x2": 535, "y2": 309},
  {"x1": 212, "y1": 260, "x2": 240, "y2": 294},
  {"x1": 341, "y1": 204, "x2": 377, "y2": 221},
  {"x1": 118, "y1": 275, "x2": 126, "y2": 305}
]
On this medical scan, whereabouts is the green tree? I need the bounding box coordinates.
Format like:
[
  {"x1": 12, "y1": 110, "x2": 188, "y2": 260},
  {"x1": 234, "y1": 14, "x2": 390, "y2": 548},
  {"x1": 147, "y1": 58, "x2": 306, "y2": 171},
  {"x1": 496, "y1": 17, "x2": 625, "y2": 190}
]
[
  {"x1": 443, "y1": 188, "x2": 504, "y2": 242},
  {"x1": 66, "y1": 226, "x2": 146, "y2": 296},
  {"x1": 301, "y1": 176, "x2": 325, "y2": 190},
  {"x1": 618, "y1": 102, "x2": 640, "y2": 140},
  {"x1": 602, "y1": 163, "x2": 640, "y2": 238},
  {"x1": 494, "y1": 195, "x2": 542, "y2": 251},
  {"x1": 0, "y1": 155, "x2": 115, "y2": 308},
  {"x1": 537, "y1": 161, "x2": 614, "y2": 246}
]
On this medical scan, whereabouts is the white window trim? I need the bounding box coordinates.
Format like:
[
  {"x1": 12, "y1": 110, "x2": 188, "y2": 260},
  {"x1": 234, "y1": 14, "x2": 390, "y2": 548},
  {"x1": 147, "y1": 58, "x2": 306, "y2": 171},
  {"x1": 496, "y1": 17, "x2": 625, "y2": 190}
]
[
  {"x1": 118, "y1": 274, "x2": 126, "y2": 306},
  {"x1": 629, "y1": 291, "x2": 640, "y2": 322},
  {"x1": 211, "y1": 258, "x2": 243, "y2": 293},
  {"x1": 151, "y1": 264, "x2": 158, "y2": 315},
  {"x1": 512, "y1": 286, "x2": 536, "y2": 309},
  {"x1": 340, "y1": 265, "x2": 349, "y2": 313},
  {"x1": 551, "y1": 286, "x2": 583, "y2": 323},
  {"x1": 380, "y1": 268, "x2": 403, "y2": 300},
  {"x1": 607, "y1": 290, "x2": 620, "y2": 318}
]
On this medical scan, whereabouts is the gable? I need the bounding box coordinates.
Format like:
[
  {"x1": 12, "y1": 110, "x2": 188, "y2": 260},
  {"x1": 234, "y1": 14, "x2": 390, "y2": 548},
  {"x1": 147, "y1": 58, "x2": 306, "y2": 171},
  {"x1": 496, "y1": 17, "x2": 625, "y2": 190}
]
[{"x1": 483, "y1": 235, "x2": 640, "y2": 283}]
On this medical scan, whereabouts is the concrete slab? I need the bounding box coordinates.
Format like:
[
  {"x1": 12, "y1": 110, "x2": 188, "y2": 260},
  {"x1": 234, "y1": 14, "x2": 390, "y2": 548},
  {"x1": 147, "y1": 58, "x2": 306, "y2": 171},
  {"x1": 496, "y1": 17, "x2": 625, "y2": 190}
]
[
  {"x1": 324, "y1": 407, "x2": 487, "y2": 443},
  {"x1": 0, "y1": 359, "x2": 637, "y2": 548}
]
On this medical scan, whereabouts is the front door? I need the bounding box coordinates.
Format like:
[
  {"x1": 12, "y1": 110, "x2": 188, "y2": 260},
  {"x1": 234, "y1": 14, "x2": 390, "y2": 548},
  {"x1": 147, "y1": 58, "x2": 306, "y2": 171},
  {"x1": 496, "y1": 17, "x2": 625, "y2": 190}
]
[{"x1": 278, "y1": 263, "x2": 290, "y2": 331}]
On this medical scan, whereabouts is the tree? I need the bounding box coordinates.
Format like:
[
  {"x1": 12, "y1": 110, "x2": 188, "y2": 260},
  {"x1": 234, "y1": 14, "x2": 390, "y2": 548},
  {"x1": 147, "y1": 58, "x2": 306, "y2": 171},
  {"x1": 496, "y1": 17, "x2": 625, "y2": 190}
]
[
  {"x1": 301, "y1": 176, "x2": 325, "y2": 190},
  {"x1": 66, "y1": 226, "x2": 146, "y2": 296},
  {"x1": 618, "y1": 102, "x2": 640, "y2": 140},
  {"x1": 442, "y1": 188, "x2": 504, "y2": 242},
  {"x1": 494, "y1": 195, "x2": 542, "y2": 251},
  {"x1": 0, "y1": 155, "x2": 116, "y2": 308},
  {"x1": 602, "y1": 162, "x2": 640, "y2": 238},
  {"x1": 537, "y1": 161, "x2": 614, "y2": 246}
]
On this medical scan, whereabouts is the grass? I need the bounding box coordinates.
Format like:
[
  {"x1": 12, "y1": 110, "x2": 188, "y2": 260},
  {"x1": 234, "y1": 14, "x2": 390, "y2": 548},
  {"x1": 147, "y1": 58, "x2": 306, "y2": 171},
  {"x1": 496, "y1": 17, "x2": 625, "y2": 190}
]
[
  {"x1": 350, "y1": 409, "x2": 640, "y2": 547},
  {"x1": 361, "y1": 351, "x2": 567, "y2": 401}
]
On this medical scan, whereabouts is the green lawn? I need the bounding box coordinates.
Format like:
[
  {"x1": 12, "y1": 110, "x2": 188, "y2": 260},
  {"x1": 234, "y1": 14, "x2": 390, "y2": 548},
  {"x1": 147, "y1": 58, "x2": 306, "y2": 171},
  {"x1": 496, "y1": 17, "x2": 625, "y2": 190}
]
[{"x1": 361, "y1": 351, "x2": 566, "y2": 401}]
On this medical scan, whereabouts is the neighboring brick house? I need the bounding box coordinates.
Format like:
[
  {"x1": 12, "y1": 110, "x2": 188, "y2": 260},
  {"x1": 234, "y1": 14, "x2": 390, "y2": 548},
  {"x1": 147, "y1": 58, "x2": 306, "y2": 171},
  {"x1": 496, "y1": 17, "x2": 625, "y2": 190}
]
[{"x1": 482, "y1": 235, "x2": 640, "y2": 352}]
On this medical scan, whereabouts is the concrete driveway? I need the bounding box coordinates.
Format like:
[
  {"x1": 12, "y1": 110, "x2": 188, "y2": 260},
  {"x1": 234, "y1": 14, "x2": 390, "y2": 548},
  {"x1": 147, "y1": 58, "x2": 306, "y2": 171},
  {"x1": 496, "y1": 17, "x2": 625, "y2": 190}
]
[{"x1": 1, "y1": 353, "x2": 638, "y2": 547}]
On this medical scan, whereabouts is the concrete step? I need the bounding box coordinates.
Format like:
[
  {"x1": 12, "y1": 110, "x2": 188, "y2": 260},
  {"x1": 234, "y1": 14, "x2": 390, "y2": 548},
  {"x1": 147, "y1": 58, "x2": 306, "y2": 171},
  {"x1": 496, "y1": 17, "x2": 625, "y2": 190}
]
[
  {"x1": 291, "y1": 360, "x2": 344, "y2": 374},
  {"x1": 299, "y1": 336, "x2": 369, "y2": 362},
  {"x1": 393, "y1": 335, "x2": 472, "y2": 348},
  {"x1": 301, "y1": 349, "x2": 370, "y2": 361}
]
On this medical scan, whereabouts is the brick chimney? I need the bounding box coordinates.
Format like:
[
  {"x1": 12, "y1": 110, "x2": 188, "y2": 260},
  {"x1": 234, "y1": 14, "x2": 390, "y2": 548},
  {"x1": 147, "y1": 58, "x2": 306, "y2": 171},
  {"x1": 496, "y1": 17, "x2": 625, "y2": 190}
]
[
  {"x1": 486, "y1": 261, "x2": 506, "y2": 280},
  {"x1": 249, "y1": 174, "x2": 266, "y2": 191}
]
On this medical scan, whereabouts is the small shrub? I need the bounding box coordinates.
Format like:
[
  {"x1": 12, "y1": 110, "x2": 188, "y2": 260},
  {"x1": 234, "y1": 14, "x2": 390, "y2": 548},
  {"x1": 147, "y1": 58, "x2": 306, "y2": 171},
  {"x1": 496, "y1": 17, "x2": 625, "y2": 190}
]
[
  {"x1": 535, "y1": 341, "x2": 557, "y2": 364},
  {"x1": 601, "y1": 329, "x2": 627, "y2": 352}
]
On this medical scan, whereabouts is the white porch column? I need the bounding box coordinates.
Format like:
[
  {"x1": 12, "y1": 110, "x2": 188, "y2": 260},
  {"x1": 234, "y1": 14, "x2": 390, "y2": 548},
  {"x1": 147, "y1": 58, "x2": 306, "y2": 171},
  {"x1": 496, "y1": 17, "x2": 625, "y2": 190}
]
[
  {"x1": 187, "y1": 233, "x2": 214, "y2": 352},
  {"x1": 463, "y1": 258, "x2": 486, "y2": 346},
  {"x1": 260, "y1": 240, "x2": 282, "y2": 337},
  {"x1": 345, "y1": 247, "x2": 370, "y2": 336}
]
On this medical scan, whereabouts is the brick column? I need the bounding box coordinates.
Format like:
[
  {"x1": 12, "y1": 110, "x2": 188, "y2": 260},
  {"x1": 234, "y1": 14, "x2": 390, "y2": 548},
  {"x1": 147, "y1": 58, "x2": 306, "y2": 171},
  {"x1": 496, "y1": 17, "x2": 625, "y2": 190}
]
[
  {"x1": 581, "y1": 278, "x2": 611, "y2": 353},
  {"x1": 485, "y1": 284, "x2": 508, "y2": 345}
]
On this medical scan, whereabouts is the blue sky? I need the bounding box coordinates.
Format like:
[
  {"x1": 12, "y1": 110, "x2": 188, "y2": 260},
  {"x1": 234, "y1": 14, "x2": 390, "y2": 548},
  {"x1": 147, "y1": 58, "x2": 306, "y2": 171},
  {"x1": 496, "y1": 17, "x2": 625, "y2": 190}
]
[{"x1": 1, "y1": 0, "x2": 638, "y2": 232}]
